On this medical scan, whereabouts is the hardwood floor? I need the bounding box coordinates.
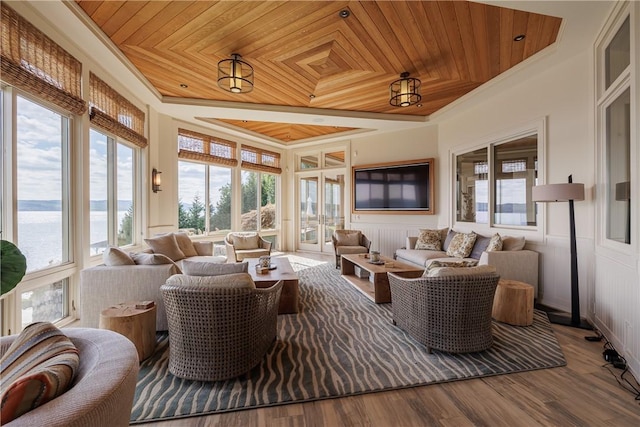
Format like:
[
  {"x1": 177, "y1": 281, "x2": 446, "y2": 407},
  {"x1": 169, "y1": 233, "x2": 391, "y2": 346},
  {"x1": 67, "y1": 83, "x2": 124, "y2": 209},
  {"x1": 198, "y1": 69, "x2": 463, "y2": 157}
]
[{"x1": 142, "y1": 252, "x2": 640, "y2": 426}]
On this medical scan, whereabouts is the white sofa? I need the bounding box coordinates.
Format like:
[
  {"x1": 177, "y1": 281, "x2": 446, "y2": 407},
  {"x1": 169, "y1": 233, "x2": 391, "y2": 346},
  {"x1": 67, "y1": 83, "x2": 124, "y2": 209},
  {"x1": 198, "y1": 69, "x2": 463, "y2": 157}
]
[
  {"x1": 395, "y1": 234, "x2": 539, "y2": 298},
  {"x1": 80, "y1": 240, "x2": 225, "y2": 331}
]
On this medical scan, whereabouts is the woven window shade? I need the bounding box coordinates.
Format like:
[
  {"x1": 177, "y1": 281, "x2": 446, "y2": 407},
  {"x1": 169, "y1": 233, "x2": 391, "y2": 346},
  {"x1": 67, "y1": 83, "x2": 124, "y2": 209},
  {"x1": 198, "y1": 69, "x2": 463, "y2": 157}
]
[
  {"x1": 89, "y1": 72, "x2": 147, "y2": 148},
  {"x1": 0, "y1": 4, "x2": 86, "y2": 115},
  {"x1": 241, "y1": 146, "x2": 282, "y2": 174},
  {"x1": 178, "y1": 128, "x2": 238, "y2": 167}
]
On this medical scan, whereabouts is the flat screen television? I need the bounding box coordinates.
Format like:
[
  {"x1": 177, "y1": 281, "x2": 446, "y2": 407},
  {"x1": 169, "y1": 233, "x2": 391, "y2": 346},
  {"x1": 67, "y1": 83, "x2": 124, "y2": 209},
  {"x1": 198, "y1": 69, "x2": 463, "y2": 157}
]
[{"x1": 352, "y1": 158, "x2": 434, "y2": 214}]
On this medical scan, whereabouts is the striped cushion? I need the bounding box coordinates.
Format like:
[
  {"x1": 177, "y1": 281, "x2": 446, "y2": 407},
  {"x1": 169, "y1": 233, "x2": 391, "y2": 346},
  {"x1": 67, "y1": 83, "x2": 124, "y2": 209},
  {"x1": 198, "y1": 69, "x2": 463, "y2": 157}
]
[{"x1": 0, "y1": 322, "x2": 79, "y2": 424}]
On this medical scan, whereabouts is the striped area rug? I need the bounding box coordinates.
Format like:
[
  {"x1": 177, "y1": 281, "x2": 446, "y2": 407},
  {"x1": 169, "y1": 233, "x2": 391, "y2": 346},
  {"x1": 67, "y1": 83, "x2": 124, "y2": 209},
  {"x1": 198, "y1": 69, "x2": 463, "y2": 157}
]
[{"x1": 131, "y1": 257, "x2": 566, "y2": 424}]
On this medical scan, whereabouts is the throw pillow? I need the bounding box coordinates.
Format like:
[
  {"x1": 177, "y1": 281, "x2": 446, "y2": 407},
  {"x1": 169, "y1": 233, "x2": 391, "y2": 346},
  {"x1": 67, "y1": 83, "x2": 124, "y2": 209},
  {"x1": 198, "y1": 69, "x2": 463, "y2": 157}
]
[
  {"x1": 423, "y1": 259, "x2": 478, "y2": 277},
  {"x1": 415, "y1": 229, "x2": 442, "y2": 250},
  {"x1": 335, "y1": 231, "x2": 361, "y2": 246},
  {"x1": 427, "y1": 264, "x2": 497, "y2": 277},
  {"x1": 442, "y1": 229, "x2": 457, "y2": 251},
  {"x1": 231, "y1": 234, "x2": 260, "y2": 250},
  {"x1": 102, "y1": 246, "x2": 135, "y2": 266},
  {"x1": 130, "y1": 252, "x2": 181, "y2": 273},
  {"x1": 174, "y1": 232, "x2": 198, "y2": 258},
  {"x1": 502, "y1": 235, "x2": 525, "y2": 251},
  {"x1": 0, "y1": 322, "x2": 79, "y2": 424},
  {"x1": 144, "y1": 234, "x2": 185, "y2": 261},
  {"x1": 445, "y1": 232, "x2": 477, "y2": 258},
  {"x1": 469, "y1": 233, "x2": 491, "y2": 259},
  {"x1": 182, "y1": 260, "x2": 248, "y2": 276},
  {"x1": 487, "y1": 233, "x2": 503, "y2": 251}
]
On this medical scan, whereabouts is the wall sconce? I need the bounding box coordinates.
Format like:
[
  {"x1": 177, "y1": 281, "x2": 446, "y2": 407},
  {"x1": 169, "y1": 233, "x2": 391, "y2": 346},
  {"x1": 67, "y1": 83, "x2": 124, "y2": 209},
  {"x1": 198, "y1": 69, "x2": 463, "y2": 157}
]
[{"x1": 152, "y1": 168, "x2": 162, "y2": 193}]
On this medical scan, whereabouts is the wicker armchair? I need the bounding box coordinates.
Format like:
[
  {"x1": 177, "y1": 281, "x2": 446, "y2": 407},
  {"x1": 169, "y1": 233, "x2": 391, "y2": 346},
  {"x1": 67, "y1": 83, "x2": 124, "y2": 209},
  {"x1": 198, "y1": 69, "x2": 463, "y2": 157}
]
[
  {"x1": 388, "y1": 270, "x2": 500, "y2": 353},
  {"x1": 332, "y1": 229, "x2": 371, "y2": 268},
  {"x1": 161, "y1": 273, "x2": 283, "y2": 381}
]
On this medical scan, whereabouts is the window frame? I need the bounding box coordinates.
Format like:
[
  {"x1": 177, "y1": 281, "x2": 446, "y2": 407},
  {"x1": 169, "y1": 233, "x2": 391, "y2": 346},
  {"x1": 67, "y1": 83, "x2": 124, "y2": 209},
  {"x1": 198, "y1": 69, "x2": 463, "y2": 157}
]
[{"x1": 450, "y1": 119, "x2": 546, "y2": 233}]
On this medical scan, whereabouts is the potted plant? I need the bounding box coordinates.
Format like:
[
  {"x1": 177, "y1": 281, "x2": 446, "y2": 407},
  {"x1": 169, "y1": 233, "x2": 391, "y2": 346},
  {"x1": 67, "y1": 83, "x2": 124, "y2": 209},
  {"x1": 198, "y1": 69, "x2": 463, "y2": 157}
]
[{"x1": 1, "y1": 240, "x2": 27, "y2": 296}]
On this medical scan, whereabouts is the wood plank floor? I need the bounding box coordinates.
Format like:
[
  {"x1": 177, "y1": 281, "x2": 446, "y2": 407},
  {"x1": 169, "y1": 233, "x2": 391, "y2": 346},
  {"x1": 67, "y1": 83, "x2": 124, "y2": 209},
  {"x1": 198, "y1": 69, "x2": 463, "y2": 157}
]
[{"x1": 140, "y1": 253, "x2": 640, "y2": 426}]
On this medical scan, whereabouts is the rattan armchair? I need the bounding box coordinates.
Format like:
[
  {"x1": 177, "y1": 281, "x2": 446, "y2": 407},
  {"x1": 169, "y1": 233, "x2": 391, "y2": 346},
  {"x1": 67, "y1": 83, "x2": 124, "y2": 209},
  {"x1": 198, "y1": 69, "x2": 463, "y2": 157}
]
[
  {"x1": 332, "y1": 229, "x2": 371, "y2": 268},
  {"x1": 161, "y1": 273, "x2": 283, "y2": 381},
  {"x1": 388, "y1": 270, "x2": 500, "y2": 353}
]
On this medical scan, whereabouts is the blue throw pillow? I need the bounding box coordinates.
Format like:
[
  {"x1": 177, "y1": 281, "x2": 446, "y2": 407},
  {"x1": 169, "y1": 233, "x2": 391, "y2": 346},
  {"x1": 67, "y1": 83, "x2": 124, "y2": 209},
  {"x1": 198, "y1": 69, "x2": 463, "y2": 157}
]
[{"x1": 469, "y1": 234, "x2": 491, "y2": 260}]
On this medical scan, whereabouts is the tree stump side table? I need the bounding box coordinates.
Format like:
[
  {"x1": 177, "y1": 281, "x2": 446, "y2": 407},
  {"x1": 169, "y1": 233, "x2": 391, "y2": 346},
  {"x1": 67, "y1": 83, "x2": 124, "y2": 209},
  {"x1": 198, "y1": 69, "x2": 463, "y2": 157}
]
[
  {"x1": 99, "y1": 301, "x2": 156, "y2": 361},
  {"x1": 492, "y1": 279, "x2": 534, "y2": 326}
]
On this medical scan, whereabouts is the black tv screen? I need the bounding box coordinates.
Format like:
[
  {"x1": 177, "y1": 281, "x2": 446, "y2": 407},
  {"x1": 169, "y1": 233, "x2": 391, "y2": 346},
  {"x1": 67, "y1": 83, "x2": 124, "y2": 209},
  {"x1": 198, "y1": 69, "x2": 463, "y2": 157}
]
[{"x1": 353, "y1": 160, "x2": 433, "y2": 212}]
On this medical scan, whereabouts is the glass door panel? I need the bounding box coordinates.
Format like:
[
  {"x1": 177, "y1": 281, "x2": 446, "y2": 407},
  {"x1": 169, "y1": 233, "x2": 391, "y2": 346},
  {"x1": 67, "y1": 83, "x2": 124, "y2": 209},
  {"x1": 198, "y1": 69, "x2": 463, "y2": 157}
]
[
  {"x1": 299, "y1": 176, "x2": 319, "y2": 250},
  {"x1": 323, "y1": 172, "x2": 345, "y2": 253}
]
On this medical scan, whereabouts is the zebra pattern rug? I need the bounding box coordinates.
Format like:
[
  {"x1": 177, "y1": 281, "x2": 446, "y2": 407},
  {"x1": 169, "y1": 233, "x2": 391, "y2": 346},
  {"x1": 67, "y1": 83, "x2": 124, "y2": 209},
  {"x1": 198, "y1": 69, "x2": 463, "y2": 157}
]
[{"x1": 131, "y1": 257, "x2": 566, "y2": 424}]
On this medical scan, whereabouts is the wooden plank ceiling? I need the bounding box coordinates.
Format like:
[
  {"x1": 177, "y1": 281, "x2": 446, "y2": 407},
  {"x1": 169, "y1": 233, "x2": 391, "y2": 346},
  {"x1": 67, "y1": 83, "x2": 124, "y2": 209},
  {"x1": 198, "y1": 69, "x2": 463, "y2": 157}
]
[{"x1": 75, "y1": 0, "x2": 561, "y2": 144}]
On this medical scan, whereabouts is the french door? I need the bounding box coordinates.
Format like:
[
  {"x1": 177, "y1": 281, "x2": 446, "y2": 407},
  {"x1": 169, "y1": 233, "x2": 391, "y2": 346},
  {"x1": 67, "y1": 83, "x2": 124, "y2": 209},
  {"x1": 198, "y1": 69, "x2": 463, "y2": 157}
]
[{"x1": 298, "y1": 171, "x2": 345, "y2": 253}]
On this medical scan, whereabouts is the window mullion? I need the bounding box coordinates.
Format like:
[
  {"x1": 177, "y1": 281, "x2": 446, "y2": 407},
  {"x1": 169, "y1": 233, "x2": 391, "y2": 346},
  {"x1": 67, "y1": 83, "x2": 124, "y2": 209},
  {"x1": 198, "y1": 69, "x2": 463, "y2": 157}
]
[{"x1": 107, "y1": 137, "x2": 117, "y2": 246}]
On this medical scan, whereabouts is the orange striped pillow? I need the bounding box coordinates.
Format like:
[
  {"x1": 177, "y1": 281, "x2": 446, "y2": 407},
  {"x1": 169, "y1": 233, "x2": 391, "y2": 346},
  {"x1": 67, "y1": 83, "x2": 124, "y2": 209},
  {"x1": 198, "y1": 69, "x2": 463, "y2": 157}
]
[{"x1": 0, "y1": 322, "x2": 79, "y2": 424}]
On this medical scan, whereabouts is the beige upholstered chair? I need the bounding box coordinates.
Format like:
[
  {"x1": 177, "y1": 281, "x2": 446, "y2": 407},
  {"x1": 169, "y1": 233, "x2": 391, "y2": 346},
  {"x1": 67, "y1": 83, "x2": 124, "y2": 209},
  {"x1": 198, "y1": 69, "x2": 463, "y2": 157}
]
[
  {"x1": 0, "y1": 328, "x2": 139, "y2": 427},
  {"x1": 388, "y1": 268, "x2": 500, "y2": 353},
  {"x1": 161, "y1": 273, "x2": 283, "y2": 381},
  {"x1": 332, "y1": 229, "x2": 371, "y2": 268},
  {"x1": 225, "y1": 232, "x2": 272, "y2": 262}
]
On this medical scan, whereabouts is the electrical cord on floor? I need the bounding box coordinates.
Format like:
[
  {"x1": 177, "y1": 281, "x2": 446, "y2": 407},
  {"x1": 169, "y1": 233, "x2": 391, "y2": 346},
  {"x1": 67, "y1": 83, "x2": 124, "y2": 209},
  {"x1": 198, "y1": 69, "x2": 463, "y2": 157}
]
[{"x1": 596, "y1": 332, "x2": 640, "y2": 403}]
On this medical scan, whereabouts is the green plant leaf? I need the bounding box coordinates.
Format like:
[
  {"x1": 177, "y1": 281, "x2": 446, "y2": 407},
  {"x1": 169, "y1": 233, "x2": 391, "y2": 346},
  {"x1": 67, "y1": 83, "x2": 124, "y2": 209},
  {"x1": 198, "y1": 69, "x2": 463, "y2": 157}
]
[{"x1": 1, "y1": 240, "x2": 27, "y2": 296}]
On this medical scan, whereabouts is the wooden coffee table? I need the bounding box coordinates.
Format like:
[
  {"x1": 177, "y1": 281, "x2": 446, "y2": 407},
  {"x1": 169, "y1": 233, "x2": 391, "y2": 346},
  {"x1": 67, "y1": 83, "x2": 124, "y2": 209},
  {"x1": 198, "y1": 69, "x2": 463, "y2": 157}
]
[
  {"x1": 340, "y1": 253, "x2": 423, "y2": 303},
  {"x1": 247, "y1": 257, "x2": 299, "y2": 314}
]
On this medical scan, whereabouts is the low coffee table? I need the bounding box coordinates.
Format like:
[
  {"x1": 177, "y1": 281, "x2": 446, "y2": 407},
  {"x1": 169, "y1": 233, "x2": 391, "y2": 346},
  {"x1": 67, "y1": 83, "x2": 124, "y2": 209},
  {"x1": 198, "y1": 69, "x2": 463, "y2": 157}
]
[
  {"x1": 340, "y1": 253, "x2": 423, "y2": 303},
  {"x1": 247, "y1": 257, "x2": 299, "y2": 314}
]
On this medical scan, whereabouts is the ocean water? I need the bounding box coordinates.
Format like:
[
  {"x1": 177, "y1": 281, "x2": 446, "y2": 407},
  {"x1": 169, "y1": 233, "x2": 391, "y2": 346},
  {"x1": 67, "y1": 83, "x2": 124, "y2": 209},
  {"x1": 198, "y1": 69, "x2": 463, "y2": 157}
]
[{"x1": 16, "y1": 210, "x2": 127, "y2": 272}]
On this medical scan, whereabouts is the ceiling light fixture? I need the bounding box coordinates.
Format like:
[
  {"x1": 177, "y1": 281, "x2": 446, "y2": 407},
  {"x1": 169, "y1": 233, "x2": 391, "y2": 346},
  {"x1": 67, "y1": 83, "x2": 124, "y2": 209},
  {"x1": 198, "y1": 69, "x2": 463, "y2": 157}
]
[
  {"x1": 217, "y1": 53, "x2": 254, "y2": 93},
  {"x1": 389, "y1": 72, "x2": 421, "y2": 107},
  {"x1": 339, "y1": 10, "x2": 350, "y2": 18},
  {"x1": 179, "y1": 83, "x2": 188, "y2": 88},
  {"x1": 514, "y1": 34, "x2": 525, "y2": 41}
]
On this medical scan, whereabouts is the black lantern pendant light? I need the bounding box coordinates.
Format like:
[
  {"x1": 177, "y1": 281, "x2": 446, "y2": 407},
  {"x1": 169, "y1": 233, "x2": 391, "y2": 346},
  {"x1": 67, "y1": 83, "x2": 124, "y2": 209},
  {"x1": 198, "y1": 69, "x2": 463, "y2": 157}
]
[
  {"x1": 389, "y1": 72, "x2": 421, "y2": 107},
  {"x1": 217, "y1": 53, "x2": 254, "y2": 93}
]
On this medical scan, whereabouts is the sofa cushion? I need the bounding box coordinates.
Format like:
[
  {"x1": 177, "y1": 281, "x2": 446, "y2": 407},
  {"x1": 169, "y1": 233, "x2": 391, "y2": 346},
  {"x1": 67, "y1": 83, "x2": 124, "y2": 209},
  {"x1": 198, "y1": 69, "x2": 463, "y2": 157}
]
[
  {"x1": 231, "y1": 234, "x2": 260, "y2": 250},
  {"x1": 502, "y1": 235, "x2": 525, "y2": 251},
  {"x1": 469, "y1": 234, "x2": 491, "y2": 259},
  {"x1": 0, "y1": 322, "x2": 79, "y2": 424},
  {"x1": 174, "y1": 232, "x2": 198, "y2": 257},
  {"x1": 426, "y1": 264, "x2": 497, "y2": 277},
  {"x1": 395, "y1": 249, "x2": 447, "y2": 267},
  {"x1": 415, "y1": 229, "x2": 442, "y2": 250},
  {"x1": 446, "y1": 232, "x2": 477, "y2": 258},
  {"x1": 182, "y1": 260, "x2": 248, "y2": 276},
  {"x1": 145, "y1": 234, "x2": 186, "y2": 261},
  {"x1": 103, "y1": 246, "x2": 135, "y2": 266},
  {"x1": 487, "y1": 233, "x2": 503, "y2": 251},
  {"x1": 442, "y1": 229, "x2": 457, "y2": 251},
  {"x1": 335, "y1": 231, "x2": 361, "y2": 246},
  {"x1": 130, "y1": 252, "x2": 182, "y2": 273}
]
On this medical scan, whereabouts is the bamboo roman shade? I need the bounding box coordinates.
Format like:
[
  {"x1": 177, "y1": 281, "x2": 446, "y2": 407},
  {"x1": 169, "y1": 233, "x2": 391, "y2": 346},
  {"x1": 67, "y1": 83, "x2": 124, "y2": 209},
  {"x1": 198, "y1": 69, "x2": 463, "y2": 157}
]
[
  {"x1": 241, "y1": 146, "x2": 282, "y2": 174},
  {"x1": 0, "y1": 4, "x2": 86, "y2": 115},
  {"x1": 178, "y1": 128, "x2": 238, "y2": 167},
  {"x1": 89, "y1": 72, "x2": 147, "y2": 148}
]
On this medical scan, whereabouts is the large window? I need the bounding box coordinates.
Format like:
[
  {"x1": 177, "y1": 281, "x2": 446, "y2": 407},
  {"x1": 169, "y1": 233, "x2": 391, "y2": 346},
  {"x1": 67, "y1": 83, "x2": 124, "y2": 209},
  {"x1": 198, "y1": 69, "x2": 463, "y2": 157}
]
[
  {"x1": 456, "y1": 134, "x2": 538, "y2": 227},
  {"x1": 240, "y1": 171, "x2": 277, "y2": 232},
  {"x1": 89, "y1": 128, "x2": 136, "y2": 255}
]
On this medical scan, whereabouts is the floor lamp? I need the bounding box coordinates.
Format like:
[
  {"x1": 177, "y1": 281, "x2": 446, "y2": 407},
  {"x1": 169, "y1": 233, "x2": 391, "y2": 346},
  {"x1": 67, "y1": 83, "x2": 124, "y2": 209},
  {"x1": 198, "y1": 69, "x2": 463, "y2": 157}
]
[{"x1": 532, "y1": 175, "x2": 591, "y2": 329}]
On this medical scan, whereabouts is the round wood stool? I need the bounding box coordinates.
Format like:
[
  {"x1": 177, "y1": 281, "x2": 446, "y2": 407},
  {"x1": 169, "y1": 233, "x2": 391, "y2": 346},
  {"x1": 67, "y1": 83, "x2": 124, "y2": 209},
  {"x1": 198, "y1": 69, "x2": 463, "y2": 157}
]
[
  {"x1": 100, "y1": 301, "x2": 156, "y2": 361},
  {"x1": 492, "y1": 279, "x2": 534, "y2": 326}
]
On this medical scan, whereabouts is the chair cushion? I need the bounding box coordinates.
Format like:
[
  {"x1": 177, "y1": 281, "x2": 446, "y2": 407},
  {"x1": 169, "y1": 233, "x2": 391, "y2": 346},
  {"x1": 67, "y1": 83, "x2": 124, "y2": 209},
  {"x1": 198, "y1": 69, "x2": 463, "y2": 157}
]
[
  {"x1": 335, "y1": 231, "x2": 361, "y2": 246},
  {"x1": 415, "y1": 229, "x2": 442, "y2": 250},
  {"x1": 426, "y1": 264, "x2": 497, "y2": 277},
  {"x1": 102, "y1": 246, "x2": 135, "y2": 266},
  {"x1": 446, "y1": 232, "x2": 477, "y2": 258},
  {"x1": 182, "y1": 260, "x2": 248, "y2": 276},
  {"x1": 144, "y1": 234, "x2": 186, "y2": 261},
  {"x1": 423, "y1": 259, "x2": 478, "y2": 276},
  {"x1": 235, "y1": 249, "x2": 270, "y2": 260},
  {"x1": 335, "y1": 246, "x2": 368, "y2": 255},
  {"x1": 231, "y1": 234, "x2": 260, "y2": 250},
  {"x1": 174, "y1": 232, "x2": 198, "y2": 257},
  {"x1": 166, "y1": 272, "x2": 256, "y2": 289},
  {"x1": 0, "y1": 322, "x2": 79, "y2": 424},
  {"x1": 487, "y1": 233, "x2": 503, "y2": 251}
]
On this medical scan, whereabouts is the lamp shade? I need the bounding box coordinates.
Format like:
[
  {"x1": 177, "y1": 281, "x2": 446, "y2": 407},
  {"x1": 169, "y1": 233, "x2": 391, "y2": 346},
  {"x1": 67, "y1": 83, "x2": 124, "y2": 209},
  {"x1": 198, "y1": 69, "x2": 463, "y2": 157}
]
[{"x1": 531, "y1": 183, "x2": 585, "y2": 202}]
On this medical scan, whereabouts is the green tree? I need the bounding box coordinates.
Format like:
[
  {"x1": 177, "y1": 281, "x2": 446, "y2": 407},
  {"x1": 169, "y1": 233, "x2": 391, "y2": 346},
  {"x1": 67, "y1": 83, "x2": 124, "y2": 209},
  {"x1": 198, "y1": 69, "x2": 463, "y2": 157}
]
[
  {"x1": 210, "y1": 184, "x2": 231, "y2": 231},
  {"x1": 178, "y1": 199, "x2": 189, "y2": 229},
  {"x1": 187, "y1": 194, "x2": 206, "y2": 233},
  {"x1": 118, "y1": 204, "x2": 133, "y2": 246},
  {"x1": 241, "y1": 172, "x2": 258, "y2": 214}
]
